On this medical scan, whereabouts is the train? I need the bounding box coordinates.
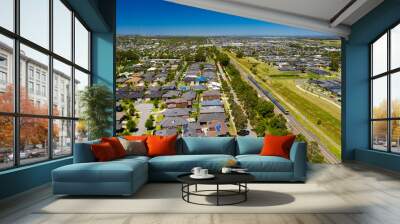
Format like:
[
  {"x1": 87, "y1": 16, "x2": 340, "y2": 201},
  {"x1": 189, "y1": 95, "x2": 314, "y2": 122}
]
[{"x1": 247, "y1": 76, "x2": 290, "y2": 115}]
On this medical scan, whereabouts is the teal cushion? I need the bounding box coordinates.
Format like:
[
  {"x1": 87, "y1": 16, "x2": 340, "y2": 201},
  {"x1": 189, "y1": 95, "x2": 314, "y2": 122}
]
[
  {"x1": 181, "y1": 137, "x2": 236, "y2": 155},
  {"x1": 149, "y1": 154, "x2": 235, "y2": 172},
  {"x1": 236, "y1": 137, "x2": 264, "y2": 155},
  {"x1": 236, "y1": 155, "x2": 293, "y2": 172},
  {"x1": 73, "y1": 139, "x2": 100, "y2": 163},
  {"x1": 53, "y1": 159, "x2": 147, "y2": 183}
]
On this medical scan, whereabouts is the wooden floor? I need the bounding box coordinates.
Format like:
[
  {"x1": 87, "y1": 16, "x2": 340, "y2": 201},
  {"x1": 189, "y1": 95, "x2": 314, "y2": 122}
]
[{"x1": 1, "y1": 162, "x2": 400, "y2": 224}]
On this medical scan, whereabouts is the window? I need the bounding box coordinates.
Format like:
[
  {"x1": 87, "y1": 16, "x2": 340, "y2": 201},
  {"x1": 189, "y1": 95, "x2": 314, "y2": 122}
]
[
  {"x1": 0, "y1": 0, "x2": 14, "y2": 32},
  {"x1": 0, "y1": 116, "x2": 14, "y2": 169},
  {"x1": 53, "y1": 0, "x2": 72, "y2": 60},
  {"x1": 75, "y1": 18, "x2": 90, "y2": 70},
  {"x1": 0, "y1": 0, "x2": 91, "y2": 169},
  {"x1": 0, "y1": 34, "x2": 14, "y2": 113},
  {"x1": 371, "y1": 23, "x2": 400, "y2": 153},
  {"x1": 53, "y1": 59, "x2": 72, "y2": 117},
  {"x1": 20, "y1": 0, "x2": 49, "y2": 48},
  {"x1": 28, "y1": 81, "x2": 34, "y2": 94},
  {"x1": 53, "y1": 119, "x2": 72, "y2": 158},
  {"x1": 74, "y1": 69, "x2": 89, "y2": 118}
]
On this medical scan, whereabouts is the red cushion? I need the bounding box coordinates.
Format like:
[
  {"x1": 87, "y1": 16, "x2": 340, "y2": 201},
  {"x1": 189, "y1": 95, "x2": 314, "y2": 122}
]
[
  {"x1": 101, "y1": 137, "x2": 126, "y2": 158},
  {"x1": 124, "y1": 135, "x2": 148, "y2": 141},
  {"x1": 260, "y1": 135, "x2": 296, "y2": 159},
  {"x1": 91, "y1": 142, "x2": 117, "y2": 162},
  {"x1": 146, "y1": 135, "x2": 177, "y2": 157}
]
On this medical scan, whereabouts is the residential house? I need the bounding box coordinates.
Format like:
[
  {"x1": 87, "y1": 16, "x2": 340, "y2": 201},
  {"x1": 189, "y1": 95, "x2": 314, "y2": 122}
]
[
  {"x1": 165, "y1": 98, "x2": 190, "y2": 108},
  {"x1": 181, "y1": 91, "x2": 196, "y2": 101},
  {"x1": 198, "y1": 113, "x2": 226, "y2": 125},
  {"x1": 200, "y1": 106, "x2": 225, "y2": 114},
  {"x1": 201, "y1": 100, "x2": 223, "y2": 107},
  {"x1": 160, "y1": 117, "x2": 188, "y2": 129},
  {"x1": 162, "y1": 90, "x2": 180, "y2": 99},
  {"x1": 163, "y1": 108, "x2": 191, "y2": 118},
  {"x1": 202, "y1": 90, "x2": 221, "y2": 101}
]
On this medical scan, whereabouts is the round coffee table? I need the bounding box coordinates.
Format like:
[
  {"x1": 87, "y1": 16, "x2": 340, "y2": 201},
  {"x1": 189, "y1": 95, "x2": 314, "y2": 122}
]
[{"x1": 177, "y1": 173, "x2": 255, "y2": 206}]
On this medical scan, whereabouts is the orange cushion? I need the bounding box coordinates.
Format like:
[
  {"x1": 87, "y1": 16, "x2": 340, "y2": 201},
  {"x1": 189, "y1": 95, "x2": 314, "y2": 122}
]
[
  {"x1": 101, "y1": 137, "x2": 126, "y2": 158},
  {"x1": 260, "y1": 135, "x2": 296, "y2": 159},
  {"x1": 124, "y1": 135, "x2": 148, "y2": 141},
  {"x1": 91, "y1": 142, "x2": 117, "y2": 162},
  {"x1": 146, "y1": 135, "x2": 177, "y2": 157}
]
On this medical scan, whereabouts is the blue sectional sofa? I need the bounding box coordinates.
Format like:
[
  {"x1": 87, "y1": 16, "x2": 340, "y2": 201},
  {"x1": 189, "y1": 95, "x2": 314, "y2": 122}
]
[{"x1": 52, "y1": 137, "x2": 306, "y2": 196}]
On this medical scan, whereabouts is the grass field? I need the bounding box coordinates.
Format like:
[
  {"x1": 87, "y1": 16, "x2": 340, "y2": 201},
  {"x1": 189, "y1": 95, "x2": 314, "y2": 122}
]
[{"x1": 225, "y1": 51, "x2": 342, "y2": 158}]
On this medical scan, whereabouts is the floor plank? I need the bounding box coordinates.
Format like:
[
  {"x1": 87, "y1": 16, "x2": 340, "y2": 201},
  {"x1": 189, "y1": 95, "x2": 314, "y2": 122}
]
[{"x1": 1, "y1": 162, "x2": 400, "y2": 224}]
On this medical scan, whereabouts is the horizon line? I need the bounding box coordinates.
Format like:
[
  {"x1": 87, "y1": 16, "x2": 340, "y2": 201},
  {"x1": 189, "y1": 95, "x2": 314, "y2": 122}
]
[{"x1": 117, "y1": 34, "x2": 339, "y2": 39}]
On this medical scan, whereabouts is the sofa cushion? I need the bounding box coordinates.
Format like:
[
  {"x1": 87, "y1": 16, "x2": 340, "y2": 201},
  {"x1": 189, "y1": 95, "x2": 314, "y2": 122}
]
[
  {"x1": 181, "y1": 137, "x2": 235, "y2": 155},
  {"x1": 236, "y1": 155, "x2": 293, "y2": 172},
  {"x1": 147, "y1": 135, "x2": 177, "y2": 157},
  {"x1": 119, "y1": 138, "x2": 147, "y2": 156},
  {"x1": 236, "y1": 137, "x2": 264, "y2": 155},
  {"x1": 53, "y1": 158, "x2": 147, "y2": 183},
  {"x1": 260, "y1": 135, "x2": 296, "y2": 159},
  {"x1": 149, "y1": 154, "x2": 235, "y2": 172},
  {"x1": 91, "y1": 142, "x2": 118, "y2": 161},
  {"x1": 101, "y1": 137, "x2": 127, "y2": 158}
]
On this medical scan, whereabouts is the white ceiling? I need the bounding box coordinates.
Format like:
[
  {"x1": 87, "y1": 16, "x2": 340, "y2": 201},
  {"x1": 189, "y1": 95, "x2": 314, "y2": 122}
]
[{"x1": 167, "y1": 0, "x2": 384, "y2": 38}]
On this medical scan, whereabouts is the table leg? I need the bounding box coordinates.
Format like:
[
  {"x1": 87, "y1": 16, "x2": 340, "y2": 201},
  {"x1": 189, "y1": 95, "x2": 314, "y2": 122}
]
[
  {"x1": 195, "y1": 184, "x2": 198, "y2": 192},
  {"x1": 245, "y1": 183, "x2": 247, "y2": 201},
  {"x1": 217, "y1": 184, "x2": 219, "y2": 206}
]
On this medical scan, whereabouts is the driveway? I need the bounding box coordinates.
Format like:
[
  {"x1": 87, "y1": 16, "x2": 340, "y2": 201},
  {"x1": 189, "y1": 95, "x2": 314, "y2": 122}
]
[{"x1": 135, "y1": 103, "x2": 153, "y2": 134}]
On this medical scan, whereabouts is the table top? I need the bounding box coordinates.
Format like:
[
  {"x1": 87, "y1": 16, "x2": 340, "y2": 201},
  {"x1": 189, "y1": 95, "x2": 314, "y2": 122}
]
[{"x1": 177, "y1": 172, "x2": 255, "y2": 185}]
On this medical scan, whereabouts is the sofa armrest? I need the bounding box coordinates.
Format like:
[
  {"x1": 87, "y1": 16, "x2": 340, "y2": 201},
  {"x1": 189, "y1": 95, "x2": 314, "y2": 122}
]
[
  {"x1": 73, "y1": 140, "x2": 100, "y2": 163},
  {"x1": 289, "y1": 142, "x2": 307, "y2": 181}
]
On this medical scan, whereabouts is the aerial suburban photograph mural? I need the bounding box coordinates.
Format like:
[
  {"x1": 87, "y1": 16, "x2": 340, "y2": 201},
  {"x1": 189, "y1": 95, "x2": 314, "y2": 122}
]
[{"x1": 115, "y1": 0, "x2": 341, "y2": 163}]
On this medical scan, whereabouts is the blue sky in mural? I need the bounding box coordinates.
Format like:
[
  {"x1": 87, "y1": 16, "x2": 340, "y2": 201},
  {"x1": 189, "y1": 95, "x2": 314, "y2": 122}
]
[{"x1": 117, "y1": 0, "x2": 329, "y2": 37}]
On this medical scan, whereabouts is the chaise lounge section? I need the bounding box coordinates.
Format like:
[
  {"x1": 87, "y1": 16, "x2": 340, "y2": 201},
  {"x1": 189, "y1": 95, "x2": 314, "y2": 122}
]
[{"x1": 52, "y1": 137, "x2": 306, "y2": 196}]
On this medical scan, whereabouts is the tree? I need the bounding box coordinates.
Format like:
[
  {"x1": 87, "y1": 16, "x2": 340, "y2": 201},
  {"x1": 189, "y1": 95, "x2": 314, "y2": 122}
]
[
  {"x1": 126, "y1": 119, "x2": 137, "y2": 132},
  {"x1": 328, "y1": 51, "x2": 340, "y2": 72},
  {"x1": 236, "y1": 51, "x2": 244, "y2": 58},
  {"x1": 79, "y1": 84, "x2": 114, "y2": 140},
  {"x1": 153, "y1": 99, "x2": 160, "y2": 109},
  {"x1": 257, "y1": 101, "x2": 274, "y2": 118},
  {"x1": 145, "y1": 117, "x2": 154, "y2": 130},
  {"x1": 0, "y1": 85, "x2": 57, "y2": 150},
  {"x1": 217, "y1": 52, "x2": 230, "y2": 66}
]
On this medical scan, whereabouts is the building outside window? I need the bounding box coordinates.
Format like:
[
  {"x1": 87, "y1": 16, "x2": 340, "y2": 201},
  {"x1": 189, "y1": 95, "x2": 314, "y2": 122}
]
[
  {"x1": 371, "y1": 23, "x2": 400, "y2": 153},
  {"x1": 0, "y1": 0, "x2": 91, "y2": 170}
]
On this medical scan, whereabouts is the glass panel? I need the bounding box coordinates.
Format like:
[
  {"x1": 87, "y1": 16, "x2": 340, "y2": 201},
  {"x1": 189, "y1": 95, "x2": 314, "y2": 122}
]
[
  {"x1": 75, "y1": 120, "x2": 88, "y2": 143},
  {"x1": 0, "y1": 0, "x2": 14, "y2": 31},
  {"x1": 20, "y1": 0, "x2": 49, "y2": 49},
  {"x1": 53, "y1": 59, "x2": 72, "y2": 117},
  {"x1": 372, "y1": 76, "x2": 387, "y2": 119},
  {"x1": 0, "y1": 116, "x2": 13, "y2": 170},
  {"x1": 53, "y1": 119, "x2": 72, "y2": 158},
  {"x1": 53, "y1": 0, "x2": 72, "y2": 60},
  {"x1": 20, "y1": 117, "x2": 49, "y2": 165},
  {"x1": 391, "y1": 72, "x2": 400, "y2": 118},
  {"x1": 372, "y1": 33, "x2": 387, "y2": 76},
  {"x1": 391, "y1": 120, "x2": 400, "y2": 153},
  {"x1": 0, "y1": 35, "x2": 14, "y2": 112},
  {"x1": 20, "y1": 44, "x2": 49, "y2": 115},
  {"x1": 74, "y1": 18, "x2": 89, "y2": 70},
  {"x1": 74, "y1": 69, "x2": 89, "y2": 118},
  {"x1": 372, "y1": 121, "x2": 388, "y2": 151},
  {"x1": 391, "y1": 24, "x2": 400, "y2": 70}
]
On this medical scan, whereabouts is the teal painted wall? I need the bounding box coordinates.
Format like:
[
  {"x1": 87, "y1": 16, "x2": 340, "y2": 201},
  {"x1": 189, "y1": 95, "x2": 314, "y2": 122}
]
[
  {"x1": 0, "y1": 0, "x2": 116, "y2": 200},
  {"x1": 92, "y1": 32, "x2": 116, "y2": 135},
  {"x1": 343, "y1": 0, "x2": 400, "y2": 171},
  {"x1": 0, "y1": 158, "x2": 72, "y2": 199}
]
